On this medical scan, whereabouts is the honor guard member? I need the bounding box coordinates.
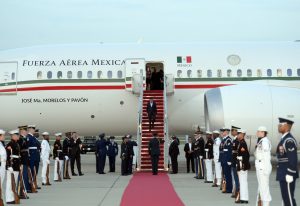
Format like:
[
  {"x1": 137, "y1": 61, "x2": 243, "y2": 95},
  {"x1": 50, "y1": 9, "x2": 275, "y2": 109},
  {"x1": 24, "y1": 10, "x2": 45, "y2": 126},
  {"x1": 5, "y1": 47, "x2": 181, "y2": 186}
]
[
  {"x1": 220, "y1": 127, "x2": 233, "y2": 193},
  {"x1": 33, "y1": 129, "x2": 41, "y2": 189},
  {"x1": 96, "y1": 133, "x2": 108, "y2": 174},
  {"x1": 184, "y1": 136, "x2": 195, "y2": 173},
  {"x1": 198, "y1": 131, "x2": 205, "y2": 179},
  {"x1": 204, "y1": 131, "x2": 214, "y2": 183},
  {"x1": 6, "y1": 129, "x2": 21, "y2": 204},
  {"x1": 192, "y1": 131, "x2": 202, "y2": 179},
  {"x1": 62, "y1": 132, "x2": 71, "y2": 179},
  {"x1": 120, "y1": 136, "x2": 129, "y2": 176},
  {"x1": 255, "y1": 126, "x2": 272, "y2": 206},
  {"x1": 70, "y1": 132, "x2": 83, "y2": 176},
  {"x1": 127, "y1": 135, "x2": 137, "y2": 175},
  {"x1": 276, "y1": 117, "x2": 298, "y2": 206},
  {"x1": 107, "y1": 136, "x2": 118, "y2": 173},
  {"x1": 212, "y1": 130, "x2": 222, "y2": 187},
  {"x1": 0, "y1": 130, "x2": 6, "y2": 189},
  {"x1": 169, "y1": 135, "x2": 179, "y2": 174},
  {"x1": 18, "y1": 125, "x2": 31, "y2": 193},
  {"x1": 53, "y1": 133, "x2": 64, "y2": 182},
  {"x1": 236, "y1": 129, "x2": 250, "y2": 204},
  {"x1": 41, "y1": 132, "x2": 51, "y2": 186},
  {"x1": 231, "y1": 126, "x2": 241, "y2": 198},
  {"x1": 27, "y1": 125, "x2": 40, "y2": 191},
  {"x1": 148, "y1": 133, "x2": 161, "y2": 175}
]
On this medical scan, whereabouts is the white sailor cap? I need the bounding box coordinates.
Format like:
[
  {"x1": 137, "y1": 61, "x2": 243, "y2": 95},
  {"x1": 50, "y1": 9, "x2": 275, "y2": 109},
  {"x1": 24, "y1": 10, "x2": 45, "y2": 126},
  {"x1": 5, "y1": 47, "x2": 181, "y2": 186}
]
[
  {"x1": 55, "y1": 133, "x2": 62, "y2": 136},
  {"x1": 257, "y1": 126, "x2": 267, "y2": 132},
  {"x1": 42, "y1": 132, "x2": 49, "y2": 136},
  {"x1": 205, "y1": 131, "x2": 212, "y2": 135},
  {"x1": 0, "y1": 129, "x2": 5, "y2": 135},
  {"x1": 237, "y1": 129, "x2": 246, "y2": 134},
  {"x1": 212, "y1": 130, "x2": 220, "y2": 134},
  {"x1": 220, "y1": 127, "x2": 230, "y2": 132},
  {"x1": 27, "y1": 125, "x2": 36, "y2": 129},
  {"x1": 9, "y1": 129, "x2": 19, "y2": 135}
]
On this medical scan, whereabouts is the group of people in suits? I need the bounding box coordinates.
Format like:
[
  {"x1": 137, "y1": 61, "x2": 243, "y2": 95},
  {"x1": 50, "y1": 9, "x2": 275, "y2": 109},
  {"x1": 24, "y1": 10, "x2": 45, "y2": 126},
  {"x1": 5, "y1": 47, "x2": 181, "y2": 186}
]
[
  {"x1": 179, "y1": 117, "x2": 298, "y2": 205},
  {"x1": 146, "y1": 67, "x2": 164, "y2": 91},
  {"x1": 0, "y1": 125, "x2": 84, "y2": 204}
]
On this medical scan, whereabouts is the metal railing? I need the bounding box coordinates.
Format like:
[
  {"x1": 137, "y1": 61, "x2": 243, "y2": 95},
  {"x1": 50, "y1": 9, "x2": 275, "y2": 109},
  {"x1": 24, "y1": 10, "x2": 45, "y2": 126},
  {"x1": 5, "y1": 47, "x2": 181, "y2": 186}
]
[
  {"x1": 163, "y1": 75, "x2": 170, "y2": 171},
  {"x1": 136, "y1": 70, "x2": 144, "y2": 171}
]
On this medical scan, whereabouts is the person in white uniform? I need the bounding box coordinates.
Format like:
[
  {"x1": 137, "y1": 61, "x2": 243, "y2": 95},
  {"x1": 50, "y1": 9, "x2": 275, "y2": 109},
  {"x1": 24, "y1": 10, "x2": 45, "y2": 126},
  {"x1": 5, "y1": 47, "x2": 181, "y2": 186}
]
[
  {"x1": 212, "y1": 130, "x2": 222, "y2": 187},
  {"x1": 41, "y1": 132, "x2": 51, "y2": 186},
  {"x1": 0, "y1": 129, "x2": 6, "y2": 197},
  {"x1": 254, "y1": 126, "x2": 272, "y2": 206}
]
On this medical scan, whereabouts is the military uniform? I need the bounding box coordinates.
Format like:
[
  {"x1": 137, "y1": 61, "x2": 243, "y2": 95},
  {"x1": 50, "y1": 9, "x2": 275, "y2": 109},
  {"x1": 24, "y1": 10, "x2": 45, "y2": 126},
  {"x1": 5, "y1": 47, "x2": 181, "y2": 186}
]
[
  {"x1": 6, "y1": 130, "x2": 21, "y2": 204},
  {"x1": 204, "y1": 132, "x2": 214, "y2": 183},
  {"x1": 192, "y1": 135, "x2": 202, "y2": 179},
  {"x1": 254, "y1": 126, "x2": 272, "y2": 206},
  {"x1": 231, "y1": 126, "x2": 241, "y2": 198},
  {"x1": 0, "y1": 130, "x2": 6, "y2": 190},
  {"x1": 276, "y1": 118, "x2": 298, "y2": 206},
  {"x1": 121, "y1": 139, "x2": 129, "y2": 175},
  {"x1": 107, "y1": 136, "x2": 118, "y2": 172},
  {"x1": 96, "y1": 134, "x2": 108, "y2": 174},
  {"x1": 236, "y1": 130, "x2": 250, "y2": 204},
  {"x1": 213, "y1": 131, "x2": 222, "y2": 187},
  {"x1": 220, "y1": 128, "x2": 233, "y2": 193},
  {"x1": 53, "y1": 133, "x2": 64, "y2": 181},
  {"x1": 62, "y1": 133, "x2": 72, "y2": 179},
  {"x1": 127, "y1": 136, "x2": 137, "y2": 174}
]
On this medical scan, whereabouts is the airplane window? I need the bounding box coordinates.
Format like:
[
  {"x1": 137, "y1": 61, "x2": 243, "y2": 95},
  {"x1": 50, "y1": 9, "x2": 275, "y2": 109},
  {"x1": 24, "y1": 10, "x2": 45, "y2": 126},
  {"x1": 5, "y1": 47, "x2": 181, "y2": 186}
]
[
  {"x1": 227, "y1": 69, "x2": 232, "y2": 77},
  {"x1": 177, "y1": 70, "x2": 182, "y2": 78},
  {"x1": 11, "y1": 72, "x2": 15, "y2": 80},
  {"x1": 107, "y1": 71, "x2": 113, "y2": 79},
  {"x1": 247, "y1": 69, "x2": 252, "y2": 77},
  {"x1": 237, "y1": 69, "x2": 242, "y2": 77},
  {"x1": 207, "y1": 70, "x2": 212, "y2": 78},
  {"x1": 217, "y1": 70, "x2": 222, "y2": 78},
  {"x1": 97, "y1": 71, "x2": 102, "y2": 79},
  {"x1": 287, "y1": 68, "x2": 292, "y2": 77},
  {"x1": 257, "y1": 69, "x2": 262, "y2": 77},
  {"x1": 187, "y1": 70, "x2": 192, "y2": 78},
  {"x1": 87, "y1": 71, "x2": 93, "y2": 79},
  {"x1": 37, "y1": 71, "x2": 42, "y2": 79},
  {"x1": 77, "y1": 71, "x2": 82, "y2": 79},
  {"x1": 47, "y1": 71, "x2": 52, "y2": 79},
  {"x1": 297, "y1": 69, "x2": 300, "y2": 76},
  {"x1": 197, "y1": 70, "x2": 202, "y2": 78},
  {"x1": 57, "y1": 71, "x2": 63, "y2": 79},
  {"x1": 117, "y1": 70, "x2": 123, "y2": 79},
  {"x1": 267, "y1": 69, "x2": 272, "y2": 77},
  {"x1": 67, "y1": 71, "x2": 72, "y2": 79},
  {"x1": 277, "y1": 69, "x2": 282, "y2": 77}
]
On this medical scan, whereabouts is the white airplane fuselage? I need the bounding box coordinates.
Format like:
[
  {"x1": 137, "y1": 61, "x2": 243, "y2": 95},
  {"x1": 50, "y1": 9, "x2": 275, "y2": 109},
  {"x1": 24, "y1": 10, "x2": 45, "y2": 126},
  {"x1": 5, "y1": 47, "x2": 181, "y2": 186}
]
[{"x1": 1, "y1": 42, "x2": 300, "y2": 154}]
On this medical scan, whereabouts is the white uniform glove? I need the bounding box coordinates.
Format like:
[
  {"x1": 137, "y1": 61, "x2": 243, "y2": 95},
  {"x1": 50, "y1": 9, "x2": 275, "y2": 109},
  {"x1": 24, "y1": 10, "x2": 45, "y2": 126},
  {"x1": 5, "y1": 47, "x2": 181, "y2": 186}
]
[
  {"x1": 227, "y1": 162, "x2": 232, "y2": 166},
  {"x1": 200, "y1": 156, "x2": 203, "y2": 159},
  {"x1": 237, "y1": 156, "x2": 243, "y2": 160},
  {"x1": 65, "y1": 156, "x2": 69, "y2": 161},
  {"x1": 55, "y1": 157, "x2": 59, "y2": 161},
  {"x1": 8, "y1": 167, "x2": 13, "y2": 172},
  {"x1": 286, "y1": 175, "x2": 293, "y2": 183},
  {"x1": 46, "y1": 159, "x2": 50, "y2": 164}
]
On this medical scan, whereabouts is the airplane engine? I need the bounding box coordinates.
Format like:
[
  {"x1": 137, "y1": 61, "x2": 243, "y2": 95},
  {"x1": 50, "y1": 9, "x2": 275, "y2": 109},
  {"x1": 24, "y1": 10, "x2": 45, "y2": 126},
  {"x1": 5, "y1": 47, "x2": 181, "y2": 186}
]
[{"x1": 204, "y1": 83, "x2": 300, "y2": 154}]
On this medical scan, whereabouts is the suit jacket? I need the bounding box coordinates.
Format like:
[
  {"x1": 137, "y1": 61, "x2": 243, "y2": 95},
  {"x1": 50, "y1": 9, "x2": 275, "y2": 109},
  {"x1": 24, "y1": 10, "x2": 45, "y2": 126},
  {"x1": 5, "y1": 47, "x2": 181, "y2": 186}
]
[
  {"x1": 169, "y1": 140, "x2": 179, "y2": 157},
  {"x1": 184, "y1": 143, "x2": 194, "y2": 158},
  {"x1": 148, "y1": 137, "x2": 160, "y2": 156},
  {"x1": 147, "y1": 101, "x2": 157, "y2": 115}
]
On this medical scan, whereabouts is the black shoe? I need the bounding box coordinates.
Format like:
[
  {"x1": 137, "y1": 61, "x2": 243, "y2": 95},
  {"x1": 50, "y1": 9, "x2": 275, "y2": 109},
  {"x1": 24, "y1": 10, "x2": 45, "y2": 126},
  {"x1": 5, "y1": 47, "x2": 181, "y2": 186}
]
[
  {"x1": 212, "y1": 184, "x2": 218, "y2": 187},
  {"x1": 42, "y1": 183, "x2": 46, "y2": 186},
  {"x1": 37, "y1": 186, "x2": 41, "y2": 189},
  {"x1": 240, "y1": 200, "x2": 248, "y2": 204},
  {"x1": 6, "y1": 201, "x2": 16, "y2": 204},
  {"x1": 20, "y1": 196, "x2": 29, "y2": 199},
  {"x1": 72, "y1": 173, "x2": 78, "y2": 176},
  {"x1": 122, "y1": 173, "x2": 128, "y2": 176},
  {"x1": 79, "y1": 173, "x2": 84, "y2": 176},
  {"x1": 27, "y1": 190, "x2": 32, "y2": 193},
  {"x1": 205, "y1": 181, "x2": 213, "y2": 183},
  {"x1": 99, "y1": 172, "x2": 106, "y2": 174}
]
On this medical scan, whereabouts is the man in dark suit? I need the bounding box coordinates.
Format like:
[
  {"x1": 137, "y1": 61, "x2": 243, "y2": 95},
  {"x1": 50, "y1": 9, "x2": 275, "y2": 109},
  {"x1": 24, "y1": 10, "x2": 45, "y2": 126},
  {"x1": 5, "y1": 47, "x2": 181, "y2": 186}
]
[
  {"x1": 169, "y1": 135, "x2": 179, "y2": 174},
  {"x1": 148, "y1": 133, "x2": 161, "y2": 175},
  {"x1": 126, "y1": 135, "x2": 137, "y2": 175},
  {"x1": 184, "y1": 136, "x2": 194, "y2": 173},
  {"x1": 147, "y1": 98, "x2": 157, "y2": 131},
  {"x1": 96, "y1": 133, "x2": 108, "y2": 174}
]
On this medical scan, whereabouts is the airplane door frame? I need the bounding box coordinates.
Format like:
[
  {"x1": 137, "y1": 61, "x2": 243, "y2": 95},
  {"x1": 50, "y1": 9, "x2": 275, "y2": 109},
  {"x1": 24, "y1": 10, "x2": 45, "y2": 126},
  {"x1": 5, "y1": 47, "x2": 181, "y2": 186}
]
[
  {"x1": 124, "y1": 58, "x2": 145, "y2": 92},
  {"x1": 0, "y1": 61, "x2": 18, "y2": 95}
]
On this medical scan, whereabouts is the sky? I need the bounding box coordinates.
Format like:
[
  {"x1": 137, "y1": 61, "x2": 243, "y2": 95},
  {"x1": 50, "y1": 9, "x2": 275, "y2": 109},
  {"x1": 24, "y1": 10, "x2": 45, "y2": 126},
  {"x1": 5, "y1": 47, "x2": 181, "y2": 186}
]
[{"x1": 0, "y1": 0, "x2": 300, "y2": 50}]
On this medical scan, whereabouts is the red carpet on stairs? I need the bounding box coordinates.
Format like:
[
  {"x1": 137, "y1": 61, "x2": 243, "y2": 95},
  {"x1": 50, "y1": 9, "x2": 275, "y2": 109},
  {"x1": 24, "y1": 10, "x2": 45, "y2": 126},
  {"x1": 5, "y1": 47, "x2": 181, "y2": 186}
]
[{"x1": 120, "y1": 173, "x2": 184, "y2": 206}]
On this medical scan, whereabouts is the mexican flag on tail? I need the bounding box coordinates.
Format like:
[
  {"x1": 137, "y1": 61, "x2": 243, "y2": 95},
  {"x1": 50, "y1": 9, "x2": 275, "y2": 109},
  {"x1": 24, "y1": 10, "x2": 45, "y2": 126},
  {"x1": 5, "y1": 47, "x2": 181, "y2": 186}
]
[{"x1": 177, "y1": 56, "x2": 192, "y2": 64}]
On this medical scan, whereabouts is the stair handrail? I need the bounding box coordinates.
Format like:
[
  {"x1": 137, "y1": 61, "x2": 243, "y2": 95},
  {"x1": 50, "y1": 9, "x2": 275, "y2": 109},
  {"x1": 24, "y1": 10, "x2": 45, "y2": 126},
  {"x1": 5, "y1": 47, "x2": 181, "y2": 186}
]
[
  {"x1": 163, "y1": 74, "x2": 169, "y2": 171},
  {"x1": 136, "y1": 70, "x2": 144, "y2": 171}
]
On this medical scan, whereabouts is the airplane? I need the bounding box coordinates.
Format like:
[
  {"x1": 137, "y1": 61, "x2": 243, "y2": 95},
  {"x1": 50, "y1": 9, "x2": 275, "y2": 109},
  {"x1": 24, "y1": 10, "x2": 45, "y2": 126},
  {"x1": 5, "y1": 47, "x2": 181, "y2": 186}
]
[{"x1": 0, "y1": 41, "x2": 300, "y2": 155}]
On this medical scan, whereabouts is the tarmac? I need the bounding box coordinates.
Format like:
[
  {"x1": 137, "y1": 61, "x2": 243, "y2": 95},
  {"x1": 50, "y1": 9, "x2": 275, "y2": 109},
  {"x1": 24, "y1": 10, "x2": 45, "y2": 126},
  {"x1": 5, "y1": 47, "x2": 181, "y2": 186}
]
[{"x1": 16, "y1": 144, "x2": 299, "y2": 206}]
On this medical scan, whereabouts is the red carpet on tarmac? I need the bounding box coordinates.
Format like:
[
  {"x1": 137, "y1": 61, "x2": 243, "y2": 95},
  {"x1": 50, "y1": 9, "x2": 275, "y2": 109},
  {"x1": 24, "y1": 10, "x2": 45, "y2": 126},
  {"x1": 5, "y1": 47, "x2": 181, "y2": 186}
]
[{"x1": 120, "y1": 173, "x2": 185, "y2": 206}]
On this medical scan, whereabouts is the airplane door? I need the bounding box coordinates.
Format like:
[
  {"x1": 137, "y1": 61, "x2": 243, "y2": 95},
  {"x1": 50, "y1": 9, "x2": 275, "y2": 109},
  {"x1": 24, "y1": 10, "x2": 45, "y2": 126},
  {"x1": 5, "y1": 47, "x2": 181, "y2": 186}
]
[
  {"x1": 125, "y1": 58, "x2": 145, "y2": 93},
  {"x1": 165, "y1": 74, "x2": 174, "y2": 95},
  {"x1": 0, "y1": 62, "x2": 18, "y2": 95}
]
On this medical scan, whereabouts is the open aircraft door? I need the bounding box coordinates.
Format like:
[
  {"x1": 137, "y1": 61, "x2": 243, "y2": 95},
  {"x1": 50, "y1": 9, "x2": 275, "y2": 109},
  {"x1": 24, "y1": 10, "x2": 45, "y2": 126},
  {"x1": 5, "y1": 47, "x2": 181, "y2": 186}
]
[
  {"x1": 125, "y1": 58, "x2": 145, "y2": 94},
  {"x1": 0, "y1": 62, "x2": 18, "y2": 95},
  {"x1": 165, "y1": 74, "x2": 174, "y2": 95}
]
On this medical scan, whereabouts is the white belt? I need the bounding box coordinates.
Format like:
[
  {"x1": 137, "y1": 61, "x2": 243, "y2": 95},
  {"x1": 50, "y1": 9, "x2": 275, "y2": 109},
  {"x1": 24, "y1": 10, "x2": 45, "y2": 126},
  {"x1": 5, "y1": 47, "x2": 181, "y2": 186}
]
[
  {"x1": 205, "y1": 149, "x2": 209, "y2": 152},
  {"x1": 11, "y1": 155, "x2": 20, "y2": 159},
  {"x1": 29, "y1": 147, "x2": 37, "y2": 150},
  {"x1": 57, "y1": 150, "x2": 62, "y2": 152},
  {"x1": 223, "y1": 149, "x2": 228, "y2": 151}
]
